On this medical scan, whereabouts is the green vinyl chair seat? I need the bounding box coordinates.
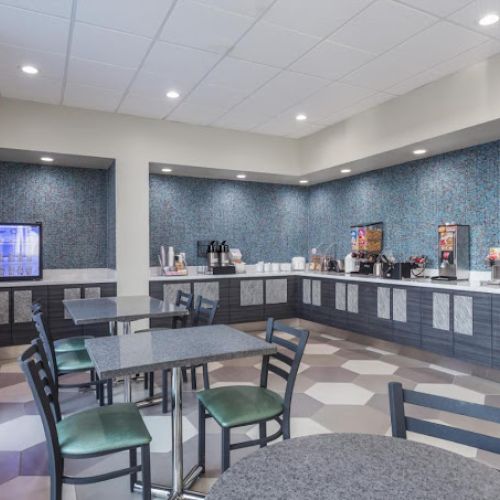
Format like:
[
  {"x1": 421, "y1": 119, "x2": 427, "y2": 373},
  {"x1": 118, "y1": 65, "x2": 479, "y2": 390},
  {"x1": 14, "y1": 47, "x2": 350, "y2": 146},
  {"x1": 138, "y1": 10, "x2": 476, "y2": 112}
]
[
  {"x1": 197, "y1": 386, "x2": 284, "y2": 428},
  {"x1": 54, "y1": 336, "x2": 93, "y2": 353},
  {"x1": 55, "y1": 349, "x2": 94, "y2": 372},
  {"x1": 57, "y1": 403, "x2": 152, "y2": 457}
]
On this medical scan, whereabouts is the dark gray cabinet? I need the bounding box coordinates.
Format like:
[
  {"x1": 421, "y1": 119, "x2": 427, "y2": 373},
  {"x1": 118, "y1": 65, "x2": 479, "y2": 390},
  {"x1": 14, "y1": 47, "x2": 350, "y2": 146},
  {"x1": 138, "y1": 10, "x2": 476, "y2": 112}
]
[
  {"x1": 392, "y1": 286, "x2": 421, "y2": 348},
  {"x1": 421, "y1": 289, "x2": 453, "y2": 356},
  {"x1": 0, "y1": 290, "x2": 10, "y2": 346},
  {"x1": 12, "y1": 286, "x2": 48, "y2": 345},
  {"x1": 230, "y1": 278, "x2": 265, "y2": 323},
  {"x1": 264, "y1": 276, "x2": 297, "y2": 320}
]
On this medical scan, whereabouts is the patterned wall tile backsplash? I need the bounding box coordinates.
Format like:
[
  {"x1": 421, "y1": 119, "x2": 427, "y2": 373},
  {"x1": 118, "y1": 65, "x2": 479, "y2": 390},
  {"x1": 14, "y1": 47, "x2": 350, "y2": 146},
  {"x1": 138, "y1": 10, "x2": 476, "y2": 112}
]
[
  {"x1": 150, "y1": 175, "x2": 309, "y2": 266},
  {"x1": 308, "y1": 140, "x2": 500, "y2": 270},
  {"x1": 0, "y1": 161, "x2": 115, "y2": 269}
]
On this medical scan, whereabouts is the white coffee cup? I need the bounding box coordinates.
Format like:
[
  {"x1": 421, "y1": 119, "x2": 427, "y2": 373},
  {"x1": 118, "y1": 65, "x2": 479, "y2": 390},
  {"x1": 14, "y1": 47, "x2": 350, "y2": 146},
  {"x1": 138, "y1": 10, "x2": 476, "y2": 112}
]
[
  {"x1": 256, "y1": 261, "x2": 264, "y2": 273},
  {"x1": 264, "y1": 262, "x2": 271, "y2": 272},
  {"x1": 271, "y1": 263, "x2": 280, "y2": 272}
]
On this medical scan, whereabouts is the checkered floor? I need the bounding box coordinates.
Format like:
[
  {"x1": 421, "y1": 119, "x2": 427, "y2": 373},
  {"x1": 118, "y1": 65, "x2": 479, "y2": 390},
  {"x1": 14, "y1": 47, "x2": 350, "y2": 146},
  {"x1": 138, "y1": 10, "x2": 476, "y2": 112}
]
[{"x1": 2, "y1": 319, "x2": 500, "y2": 499}]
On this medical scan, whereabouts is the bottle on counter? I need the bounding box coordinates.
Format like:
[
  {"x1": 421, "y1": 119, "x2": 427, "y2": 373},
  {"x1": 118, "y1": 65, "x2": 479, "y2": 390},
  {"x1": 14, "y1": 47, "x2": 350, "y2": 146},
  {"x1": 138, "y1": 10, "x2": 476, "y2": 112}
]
[{"x1": 167, "y1": 246, "x2": 175, "y2": 269}]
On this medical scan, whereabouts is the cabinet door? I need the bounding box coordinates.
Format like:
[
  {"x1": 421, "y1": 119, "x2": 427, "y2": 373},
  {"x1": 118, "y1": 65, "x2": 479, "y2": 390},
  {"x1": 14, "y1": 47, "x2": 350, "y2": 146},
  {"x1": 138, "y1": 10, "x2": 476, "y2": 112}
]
[
  {"x1": 48, "y1": 285, "x2": 84, "y2": 339},
  {"x1": 421, "y1": 290, "x2": 453, "y2": 356},
  {"x1": 229, "y1": 278, "x2": 265, "y2": 323},
  {"x1": 0, "y1": 289, "x2": 12, "y2": 346},
  {"x1": 83, "y1": 283, "x2": 117, "y2": 337},
  {"x1": 330, "y1": 281, "x2": 348, "y2": 328},
  {"x1": 11, "y1": 286, "x2": 48, "y2": 345},
  {"x1": 265, "y1": 277, "x2": 295, "y2": 319},
  {"x1": 492, "y1": 296, "x2": 500, "y2": 369},
  {"x1": 392, "y1": 286, "x2": 421, "y2": 348},
  {"x1": 453, "y1": 292, "x2": 491, "y2": 367}
]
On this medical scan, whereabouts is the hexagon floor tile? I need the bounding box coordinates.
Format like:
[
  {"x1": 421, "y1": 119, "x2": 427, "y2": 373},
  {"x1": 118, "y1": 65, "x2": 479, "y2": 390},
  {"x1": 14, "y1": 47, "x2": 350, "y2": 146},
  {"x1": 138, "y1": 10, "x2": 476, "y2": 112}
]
[
  {"x1": 0, "y1": 415, "x2": 45, "y2": 451},
  {"x1": 306, "y1": 382, "x2": 374, "y2": 405},
  {"x1": 342, "y1": 360, "x2": 398, "y2": 375},
  {"x1": 143, "y1": 416, "x2": 197, "y2": 454},
  {"x1": 304, "y1": 343, "x2": 339, "y2": 355}
]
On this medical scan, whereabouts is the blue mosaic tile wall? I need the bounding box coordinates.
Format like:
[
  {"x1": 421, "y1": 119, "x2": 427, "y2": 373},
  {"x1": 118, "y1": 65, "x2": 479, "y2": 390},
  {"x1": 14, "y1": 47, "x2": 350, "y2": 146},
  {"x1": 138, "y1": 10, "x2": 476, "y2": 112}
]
[
  {"x1": 0, "y1": 161, "x2": 115, "y2": 269},
  {"x1": 308, "y1": 140, "x2": 500, "y2": 270},
  {"x1": 150, "y1": 175, "x2": 309, "y2": 265}
]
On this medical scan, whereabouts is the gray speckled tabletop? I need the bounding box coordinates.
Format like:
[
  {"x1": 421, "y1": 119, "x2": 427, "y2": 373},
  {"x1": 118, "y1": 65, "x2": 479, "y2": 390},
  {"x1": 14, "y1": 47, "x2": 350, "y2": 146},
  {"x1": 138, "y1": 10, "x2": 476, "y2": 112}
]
[
  {"x1": 85, "y1": 325, "x2": 276, "y2": 378},
  {"x1": 206, "y1": 433, "x2": 500, "y2": 500},
  {"x1": 63, "y1": 295, "x2": 188, "y2": 325}
]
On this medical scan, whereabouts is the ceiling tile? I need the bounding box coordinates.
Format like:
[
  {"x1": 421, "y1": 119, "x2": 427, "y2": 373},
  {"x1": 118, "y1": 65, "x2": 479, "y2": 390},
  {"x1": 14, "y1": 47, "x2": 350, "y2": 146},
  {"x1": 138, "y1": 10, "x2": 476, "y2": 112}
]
[
  {"x1": 450, "y1": 1, "x2": 500, "y2": 40},
  {"x1": 294, "y1": 82, "x2": 375, "y2": 121},
  {"x1": 330, "y1": 0, "x2": 437, "y2": 54},
  {"x1": 0, "y1": 5, "x2": 69, "y2": 53},
  {"x1": 76, "y1": 0, "x2": 173, "y2": 38},
  {"x1": 160, "y1": 0, "x2": 254, "y2": 54},
  {"x1": 342, "y1": 51, "x2": 419, "y2": 91},
  {"x1": 213, "y1": 99, "x2": 274, "y2": 130},
  {"x1": 0, "y1": 0, "x2": 72, "y2": 18},
  {"x1": 291, "y1": 40, "x2": 375, "y2": 80},
  {"x1": 204, "y1": 57, "x2": 280, "y2": 93},
  {"x1": 247, "y1": 70, "x2": 329, "y2": 116},
  {"x1": 184, "y1": 82, "x2": 250, "y2": 111},
  {"x1": 136, "y1": 42, "x2": 221, "y2": 97},
  {"x1": 385, "y1": 67, "x2": 445, "y2": 95},
  {"x1": 0, "y1": 73, "x2": 62, "y2": 104},
  {"x1": 71, "y1": 22, "x2": 151, "y2": 68},
  {"x1": 118, "y1": 93, "x2": 177, "y2": 119},
  {"x1": 67, "y1": 58, "x2": 136, "y2": 91},
  {"x1": 0, "y1": 43, "x2": 66, "y2": 80},
  {"x1": 168, "y1": 100, "x2": 227, "y2": 126},
  {"x1": 398, "y1": 0, "x2": 473, "y2": 17},
  {"x1": 63, "y1": 83, "x2": 123, "y2": 112},
  {"x1": 390, "y1": 21, "x2": 489, "y2": 73},
  {"x1": 193, "y1": 0, "x2": 274, "y2": 18},
  {"x1": 230, "y1": 21, "x2": 320, "y2": 68},
  {"x1": 253, "y1": 112, "x2": 324, "y2": 137},
  {"x1": 264, "y1": 0, "x2": 371, "y2": 38}
]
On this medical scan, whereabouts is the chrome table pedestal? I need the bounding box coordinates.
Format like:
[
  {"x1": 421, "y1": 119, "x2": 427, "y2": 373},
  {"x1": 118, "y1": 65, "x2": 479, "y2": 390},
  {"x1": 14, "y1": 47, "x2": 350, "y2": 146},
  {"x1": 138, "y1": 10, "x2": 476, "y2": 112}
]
[{"x1": 133, "y1": 367, "x2": 205, "y2": 499}]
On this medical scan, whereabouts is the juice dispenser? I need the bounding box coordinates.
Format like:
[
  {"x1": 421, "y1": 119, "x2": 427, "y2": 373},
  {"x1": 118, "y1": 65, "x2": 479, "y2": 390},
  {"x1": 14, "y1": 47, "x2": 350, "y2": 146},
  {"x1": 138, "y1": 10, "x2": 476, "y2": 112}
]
[{"x1": 433, "y1": 224, "x2": 469, "y2": 281}]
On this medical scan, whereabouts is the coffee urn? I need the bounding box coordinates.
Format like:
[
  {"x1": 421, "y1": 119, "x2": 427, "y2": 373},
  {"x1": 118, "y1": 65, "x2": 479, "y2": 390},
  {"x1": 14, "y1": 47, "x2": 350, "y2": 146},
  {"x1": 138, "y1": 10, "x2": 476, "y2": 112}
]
[{"x1": 433, "y1": 224, "x2": 469, "y2": 281}]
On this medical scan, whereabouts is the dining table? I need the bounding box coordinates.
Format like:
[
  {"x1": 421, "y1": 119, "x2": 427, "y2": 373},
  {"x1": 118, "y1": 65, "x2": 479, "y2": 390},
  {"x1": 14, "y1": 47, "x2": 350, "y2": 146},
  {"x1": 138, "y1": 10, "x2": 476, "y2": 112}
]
[
  {"x1": 205, "y1": 433, "x2": 500, "y2": 500},
  {"x1": 63, "y1": 295, "x2": 189, "y2": 403},
  {"x1": 84, "y1": 324, "x2": 277, "y2": 500}
]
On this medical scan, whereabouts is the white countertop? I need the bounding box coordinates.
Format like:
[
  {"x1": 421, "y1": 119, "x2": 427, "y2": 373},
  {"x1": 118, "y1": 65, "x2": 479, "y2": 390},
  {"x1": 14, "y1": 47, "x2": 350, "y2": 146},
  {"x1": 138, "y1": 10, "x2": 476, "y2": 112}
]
[
  {"x1": 0, "y1": 268, "x2": 117, "y2": 287},
  {"x1": 150, "y1": 267, "x2": 500, "y2": 294}
]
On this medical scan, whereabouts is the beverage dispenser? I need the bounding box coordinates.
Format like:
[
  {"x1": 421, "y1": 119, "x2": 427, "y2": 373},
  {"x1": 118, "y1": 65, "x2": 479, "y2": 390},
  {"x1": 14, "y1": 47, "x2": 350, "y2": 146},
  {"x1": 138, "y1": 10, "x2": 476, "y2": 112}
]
[{"x1": 433, "y1": 224, "x2": 469, "y2": 281}]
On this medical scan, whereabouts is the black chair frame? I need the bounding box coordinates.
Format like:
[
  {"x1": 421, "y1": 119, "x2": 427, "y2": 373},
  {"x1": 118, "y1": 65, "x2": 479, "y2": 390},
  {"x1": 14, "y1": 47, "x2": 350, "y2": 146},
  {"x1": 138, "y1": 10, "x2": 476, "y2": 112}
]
[
  {"x1": 20, "y1": 339, "x2": 151, "y2": 500},
  {"x1": 198, "y1": 318, "x2": 309, "y2": 472},
  {"x1": 33, "y1": 310, "x2": 112, "y2": 406},
  {"x1": 389, "y1": 381, "x2": 500, "y2": 455}
]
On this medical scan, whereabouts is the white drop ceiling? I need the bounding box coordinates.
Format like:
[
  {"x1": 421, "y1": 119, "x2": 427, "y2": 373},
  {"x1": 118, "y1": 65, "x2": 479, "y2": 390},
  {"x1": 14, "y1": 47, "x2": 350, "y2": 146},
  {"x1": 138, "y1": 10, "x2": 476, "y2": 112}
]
[{"x1": 1, "y1": 0, "x2": 500, "y2": 138}]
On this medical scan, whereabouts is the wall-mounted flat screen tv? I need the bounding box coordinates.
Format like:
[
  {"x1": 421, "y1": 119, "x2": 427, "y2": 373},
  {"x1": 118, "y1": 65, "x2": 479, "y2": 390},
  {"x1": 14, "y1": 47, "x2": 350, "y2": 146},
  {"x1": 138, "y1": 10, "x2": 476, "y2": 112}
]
[{"x1": 0, "y1": 223, "x2": 43, "y2": 281}]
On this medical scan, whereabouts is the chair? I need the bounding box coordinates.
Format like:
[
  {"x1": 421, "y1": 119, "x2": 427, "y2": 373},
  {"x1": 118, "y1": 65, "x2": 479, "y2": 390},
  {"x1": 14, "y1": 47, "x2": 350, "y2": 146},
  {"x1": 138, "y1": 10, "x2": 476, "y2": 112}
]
[
  {"x1": 32, "y1": 311, "x2": 112, "y2": 406},
  {"x1": 388, "y1": 382, "x2": 500, "y2": 455},
  {"x1": 197, "y1": 318, "x2": 309, "y2": 472},
  {"x1": 32, "y1": 302, "x2": 94, "y2": 353},
  {"x1": 143, "y1": 290, "x2": 194, "y2": 399},
  {"x1": 188, "y1": 295, "x2": 219, "y2": 391},
  {"x1": 19, "y1": 339, "x2": 152, "y2": 500}
]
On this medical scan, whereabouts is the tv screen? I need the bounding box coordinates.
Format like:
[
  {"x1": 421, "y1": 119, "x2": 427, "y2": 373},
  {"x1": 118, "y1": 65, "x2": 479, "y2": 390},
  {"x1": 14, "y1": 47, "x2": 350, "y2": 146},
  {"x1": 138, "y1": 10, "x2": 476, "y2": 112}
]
[{"x1": 0, "y1": 223, "x2": 42, "y2": 281}]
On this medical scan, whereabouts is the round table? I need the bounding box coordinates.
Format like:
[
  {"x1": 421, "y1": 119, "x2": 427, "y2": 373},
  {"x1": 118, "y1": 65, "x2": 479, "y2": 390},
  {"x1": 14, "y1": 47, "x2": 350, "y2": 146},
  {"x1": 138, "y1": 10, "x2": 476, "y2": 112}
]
[{"x1": 206, "y1": 434, "x2": 500, "y2": 500}]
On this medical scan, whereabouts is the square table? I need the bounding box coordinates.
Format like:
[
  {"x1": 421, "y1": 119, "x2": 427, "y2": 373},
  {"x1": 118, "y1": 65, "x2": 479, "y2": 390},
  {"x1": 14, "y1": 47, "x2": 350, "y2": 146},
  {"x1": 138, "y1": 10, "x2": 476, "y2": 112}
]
[
  {"x1": 85, "y1": 325, "x2": 277, "y2": 500},
  {"x1": 63, "y1": 295, "x2": 189, "y2": 402}
]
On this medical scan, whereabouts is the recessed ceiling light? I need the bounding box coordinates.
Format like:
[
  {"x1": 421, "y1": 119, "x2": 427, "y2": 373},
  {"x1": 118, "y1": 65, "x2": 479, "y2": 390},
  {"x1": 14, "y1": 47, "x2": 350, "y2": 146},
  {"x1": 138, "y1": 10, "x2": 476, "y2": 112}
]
[
  {"x1": 479, "y1": 13, "x2": 499, "y2": 26},
  {"x1": 161, "y1": 168, "x2": 172, "y2": 173},
  {"x1": 296, "y1": 113, "x2": 307, "y2": 121},
  {"x1": 21, "y1": 65, "x2": 39, "y2": 75},
  {"x1": 340, "y1": 169, "x2": 351, "y2": 174},
  {"x1": 236, "y1": 174, "x2": 246, "y2": 179},
  {"x1": 40, "y1": 156, "x2": 54, "y2": 162},
  {"x1": 299, "y1": 179, "x2": 309, "y2": 184},
  {"x1": 413, "y1": 149, "x2": 427, "y2": 155},
  {"x1": 166, "y1": 90, "x2": 180, "y2": 99}
]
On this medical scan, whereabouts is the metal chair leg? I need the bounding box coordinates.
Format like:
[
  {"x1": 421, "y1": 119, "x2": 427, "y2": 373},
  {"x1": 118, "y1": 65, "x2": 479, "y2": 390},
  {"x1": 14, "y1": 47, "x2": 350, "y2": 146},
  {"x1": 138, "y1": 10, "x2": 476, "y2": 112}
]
[
  {"x1": 107, "y1": 379, "x2": 113, "y2": 405},
  {"x1": 141, "y1": 444, "x2": 151, "y2": 500},
  {"x1": 182, "y1": 367, "x2": 188, "y2": 383},
  {"x1": 129, "y1": 448, "x2": 137, "y2": 492},
  {"x1": 259, "y1": 422, "x2": 267, "y2": 448},
  {"x1": 162, "y1": 370, "x2": 169, "y2": 414},
  {"x1": 221, "y1": 427, "x2": 230, "y2": 472},
  {"x1": 282, "y1": 412, "x2": 291, "y2": 440},
  {"x1": 191, "y1": 367, "x2": 197, "y2": 390},
  {"x1": 143, "y1": 373, "x2": 149, "y2": 390},
  {"x1": 202, "y1": 364, "x2": 210, "y2": 390},
  {"x1": 49, "y1": 457, "x2": 63, "y2": 500},
  {"x1": 148, "y1": 372, "x2": 154, "y2": 398},
  {"x1": 98, "y1": 380, "x2": 105, "y2": 406},
  {"x1": 198, "y1": 401, "x2": 206, "y2": 472}
]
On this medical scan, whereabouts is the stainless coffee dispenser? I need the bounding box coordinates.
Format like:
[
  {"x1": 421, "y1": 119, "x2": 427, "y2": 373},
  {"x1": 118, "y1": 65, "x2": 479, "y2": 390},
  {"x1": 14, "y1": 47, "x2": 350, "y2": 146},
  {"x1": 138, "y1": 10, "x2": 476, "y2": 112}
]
[{"x1": 433, "y1": 224, "x2": 469, "y2": 281}]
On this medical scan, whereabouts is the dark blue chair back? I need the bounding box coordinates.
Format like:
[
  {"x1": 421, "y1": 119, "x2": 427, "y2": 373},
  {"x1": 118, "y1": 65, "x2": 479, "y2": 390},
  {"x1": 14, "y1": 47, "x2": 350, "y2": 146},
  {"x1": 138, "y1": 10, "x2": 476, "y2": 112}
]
[
  {"x1": 192, "y1": 296, "x2": 219, "y2": 326},
  {"x1": 389, "y1": 382, "x2": 500, "y2": 455}
]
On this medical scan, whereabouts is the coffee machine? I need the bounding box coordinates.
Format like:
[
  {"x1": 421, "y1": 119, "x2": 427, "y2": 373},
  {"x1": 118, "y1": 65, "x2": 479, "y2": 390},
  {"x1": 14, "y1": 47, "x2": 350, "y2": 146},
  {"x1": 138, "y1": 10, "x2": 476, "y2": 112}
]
[{"x1": 432, "y1": 224, "x2": 469, "y2": 281}]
